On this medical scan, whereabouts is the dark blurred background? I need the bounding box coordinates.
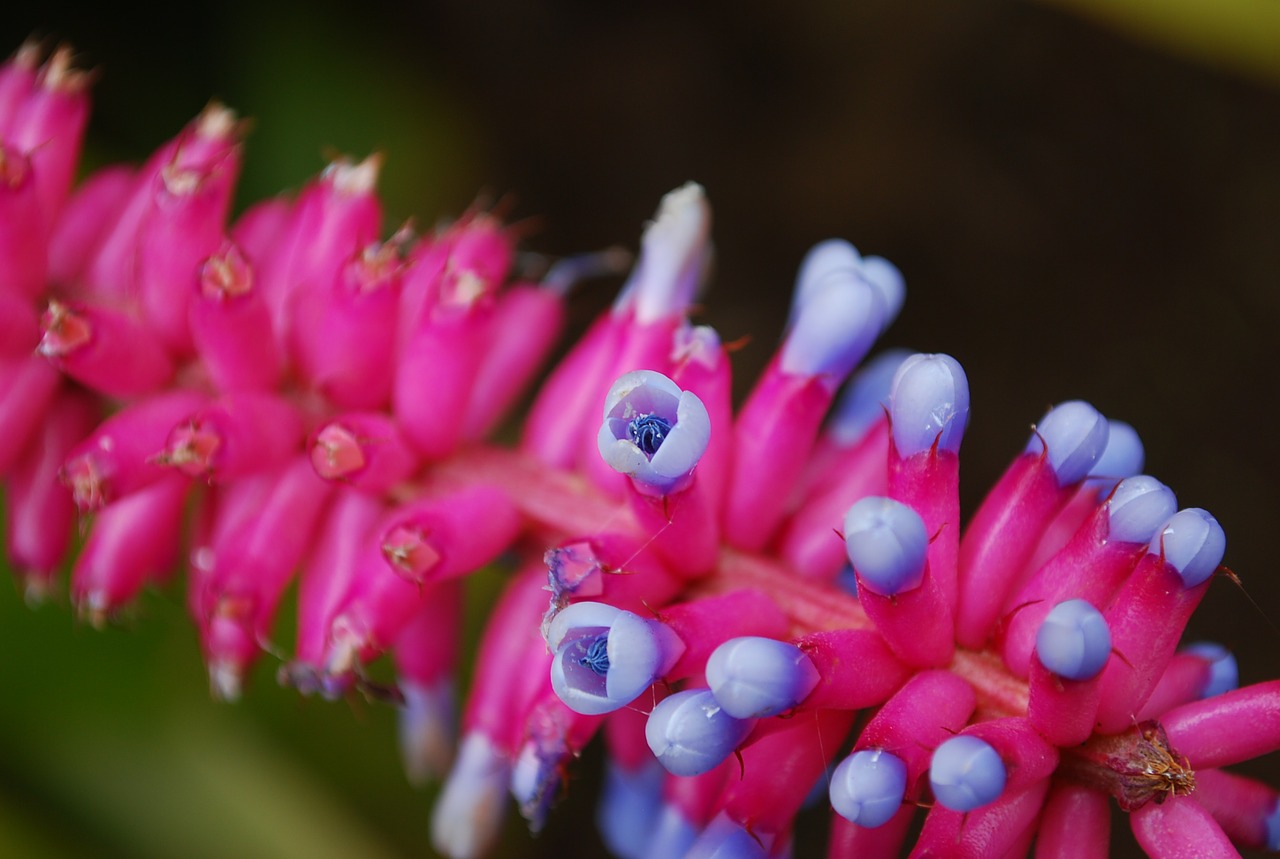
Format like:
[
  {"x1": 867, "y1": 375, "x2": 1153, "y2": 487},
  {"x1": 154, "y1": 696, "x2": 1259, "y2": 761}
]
[{"x1": 2, "y1": 2, "x2": 1279, "y2": 857}]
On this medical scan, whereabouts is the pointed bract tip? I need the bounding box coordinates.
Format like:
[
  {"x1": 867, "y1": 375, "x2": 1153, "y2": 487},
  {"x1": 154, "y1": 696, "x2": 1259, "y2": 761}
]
[
  {"x1": 38, "y1": 300, "x2": 91, "y2": 358},
  {"x1": 326, "y1": 152, "x2": 383, "y2": 195},
  {"x1": 208, "y1": 660, "x2": 244, "y2": 702},
  {"x1": 39, "y1": 44, "x2": 89, "y2": 91},
  {"x1": 311, "y1": 423, "x2": 367, "y2": 480},
  {"x1": 195, "y1": 101, "x2": 240, "y2": 142}
]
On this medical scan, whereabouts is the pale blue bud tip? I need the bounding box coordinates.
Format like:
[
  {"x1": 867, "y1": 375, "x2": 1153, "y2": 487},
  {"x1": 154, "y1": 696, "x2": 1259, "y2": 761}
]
[
  {"x1": 827, "y1": 349, "x2": 911, "y2": 447},
  {"x1": 843, "y1": 496, "x2": 929, "y2": 596},
  {"x1": 1154, "y1": 508, "x2": 1225, "y2": 588},
  {"x1": 705, "y1": 637, "x2": 821, "y2": 719},
  {"x1": 888, "y1": 352, "x2": 969, "y2": 455},
  {"x1": 623, "y1": 182, "x2": 711, "y2": 324},
  {"x1": 598, "y1": 370, "x2": 711, "y2": 496},
  {"x1": 1106, "y1": 475, "x2": 1177, "y2": 545},
  {"x1": 1087, "y1": 420, "x2": 1144, "y2": 492},
  {"x1": 1036, "y1": 599, "x2": 1111, "y2": 681},
  {"x1": 781, "y1": 276, "x2": 884, "y2": 381},
  {"x1": 1182, "y1": 642, "x2": 1238, "y2": 699},
  {"x1": 1264, "y1": 798, "x2": 1280, "y2": 851},
  {"x1": 859, "y1": 256, "x2": 905, "y2": 327},
  {"x1": 929, "y1": 735, "x2": 1006, "y2": 812},
  {"x1": 1027, "y1": 401, "x2": 1109, "y2": 486},
  {"x1": 791, "y1": 239, "x2": 860, "y2": 322},
  {"x1": 647, "y1": 806, "x2": 698, "y2": 859},
  {"x1": 645, "y1": 689, "x2": 754, "y2": 777},
  {"x1": 829, "y1": 749, "x2": 908, "y2": 828},
  {"x1": 685, "y1": 814, "x2": 767, "y2": 859},
  {"x1": 598, "y1": 759, "x2": 665, "y2": 859}
]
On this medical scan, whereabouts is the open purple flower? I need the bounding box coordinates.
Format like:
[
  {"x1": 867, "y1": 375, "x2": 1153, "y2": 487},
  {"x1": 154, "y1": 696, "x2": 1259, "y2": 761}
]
[
  {"x1": 597, "y1": 369, "x2": 710, "y2": 496},
  {"x1": 546, "y1": 601, "x2": 685, "y2": 715}
]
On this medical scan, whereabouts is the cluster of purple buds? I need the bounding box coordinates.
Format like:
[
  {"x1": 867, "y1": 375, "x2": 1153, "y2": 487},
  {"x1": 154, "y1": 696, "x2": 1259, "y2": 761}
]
[{"x1": 3, "y1": 41, "x2": 1280, "y2": 859}]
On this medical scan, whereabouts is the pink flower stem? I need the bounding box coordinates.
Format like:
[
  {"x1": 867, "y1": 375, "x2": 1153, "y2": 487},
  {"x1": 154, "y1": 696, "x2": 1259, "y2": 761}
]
[
  {"x1": 955, "y1": 450, "x2": 1073, "y2": 649},
  {"x1": 1130, "y1": 793, "x2": 1242, "y2": 859},
  {"x1": 1191, "y1": 769, "x2": 1280, "y2": 852},
  {"x1": 797, "y1": 628, "x2": 913, "y2": 711},
  {"x1": 1033, "y1": 780, "x2": 1112, "y2": 858},
  {"x1": 776, "y1": 420, "x2": 889, "y2": 582},
  {"x1": 828, "y1": 806, "x2": 915, "y2": 859},
  {"x1": 1160, "y1": 680, "x2": 1280, "y2": 769},
  {"x1": 888, "y1": 441, "x2": 960, "y2": 617}
]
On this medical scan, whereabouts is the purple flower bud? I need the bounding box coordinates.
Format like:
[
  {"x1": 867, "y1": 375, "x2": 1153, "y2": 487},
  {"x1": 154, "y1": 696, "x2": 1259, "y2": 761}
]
[
  {"x1": 780, "y1": 275, "x2": 884, "y2": 380},
  {"x1": 859, "y1": 256, "x2": 905, "y2": 324},
  {"x1": 548, "y1": 601, "x2": 685, "y2": 715},
  {"x1": 1267, "y1": 801, "x2": 1280, "y2": 851},
  {"x1": 888, "y1": 352, "x2": 969, "y2": 455},
  {"x1": 1036, "y1": 599, "x2": 1111, "y2": 681},
  {"x1": 829, "y1": 749, "x2": 908, "y2": 828},
  {"x1": 614, "y1": 182, "x2": 710, "y2": 323},
  {"x1": 1182, "y1": 642, "x2": 1238, "y2": 699},
  {"x1": 398, "y1": 679, "x2": 456, "y2": 787},
  {"x1": 645, "y1": 689, "x2": 754, "y2": 777},
  {"x1": 705, "y1": 636, "x2": 820, "y2": 718},
  {"x1": 597, "y1": 370, "x2": 711, "y2": 496},
  {"x1": 1106, "y1": 475, "x2": 1177, "y2": 544},
  {"x1": 789, "y1": 241, "x2": 903, "y2": 333},
  {"x1": 929, "y1": 735, "x2": 1006, "y2": 812},
  {"x1": 431, "y1": 733, "x2": 510, "y2": 859},
  {"x1": 1026, "y1": 400, "x2": 1109, "y2": 487},
  {"x1": 1087, "y1": 419, "x2": 1144, "y2": 492},
  {"x1": 597, "y1": 759, "x2": 664, "y2": 859},
  {"x1": 843, "y1": 496, "x2": 929, "y2": 596},
  {"x1": 1155, "y1": 508, "x2": 1226, "y2": 587},
  {"x1": 684, "y1": 812, "x2": 768, "y2": 859}
]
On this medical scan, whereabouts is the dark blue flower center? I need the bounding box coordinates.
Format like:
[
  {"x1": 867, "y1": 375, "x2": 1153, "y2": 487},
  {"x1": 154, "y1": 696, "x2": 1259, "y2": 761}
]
[
  {"x1": 628, "y1": 413, "x2": 672, "y2": 457},
  {"x1": 579, "y1": 633, "x2": 611, "y2": 676}
]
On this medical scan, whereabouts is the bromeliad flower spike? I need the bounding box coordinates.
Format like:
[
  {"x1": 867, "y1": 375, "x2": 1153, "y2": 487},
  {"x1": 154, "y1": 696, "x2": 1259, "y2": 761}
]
[{"x1": 3, "y1": 40, "x2": 1280, "y2": 859}]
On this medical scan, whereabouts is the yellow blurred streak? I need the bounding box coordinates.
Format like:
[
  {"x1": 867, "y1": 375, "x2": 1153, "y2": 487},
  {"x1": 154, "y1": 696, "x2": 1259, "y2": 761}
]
[{"x1": 1041, "y1": 0, "x2": 1280, "y2": 85}]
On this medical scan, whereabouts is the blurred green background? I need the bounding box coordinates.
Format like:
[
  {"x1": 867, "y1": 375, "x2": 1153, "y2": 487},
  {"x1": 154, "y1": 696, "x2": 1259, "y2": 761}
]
[{"x1": 3, "y1": 1, "x2": 1280, "y2": 857}]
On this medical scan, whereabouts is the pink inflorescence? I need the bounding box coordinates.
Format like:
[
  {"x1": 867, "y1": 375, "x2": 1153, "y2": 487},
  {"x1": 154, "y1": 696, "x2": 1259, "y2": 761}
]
[{"x1": 2, "y1": 40, "x2": 1279, "y2": 859}]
